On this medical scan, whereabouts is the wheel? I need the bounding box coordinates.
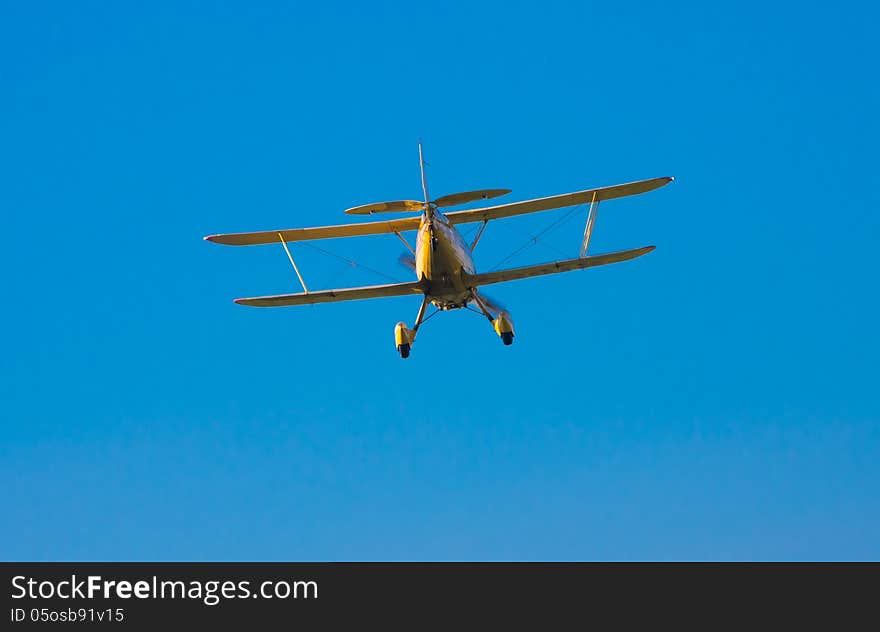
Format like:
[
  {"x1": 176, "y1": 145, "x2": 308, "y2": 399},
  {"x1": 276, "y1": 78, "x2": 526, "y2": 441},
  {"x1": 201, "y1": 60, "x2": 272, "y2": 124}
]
[
  {"x1": 501, "y1": 332, "x2": 514, "y2": 346},
  {"x1": 397, "y1": 343, "x2": 411, "y2": 358}
]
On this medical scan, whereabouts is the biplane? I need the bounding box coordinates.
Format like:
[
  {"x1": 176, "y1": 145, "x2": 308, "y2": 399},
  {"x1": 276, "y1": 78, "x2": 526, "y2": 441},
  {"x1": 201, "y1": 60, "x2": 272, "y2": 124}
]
[{"x1": 205, "y1": 143, "x2": 673, "y2": 358}]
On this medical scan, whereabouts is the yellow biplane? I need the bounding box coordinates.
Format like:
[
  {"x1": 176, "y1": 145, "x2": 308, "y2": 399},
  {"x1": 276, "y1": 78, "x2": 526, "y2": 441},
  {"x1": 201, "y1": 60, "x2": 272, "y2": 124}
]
[{"x1": 205, "y1": 143, "x2": 673, "y2": 358}]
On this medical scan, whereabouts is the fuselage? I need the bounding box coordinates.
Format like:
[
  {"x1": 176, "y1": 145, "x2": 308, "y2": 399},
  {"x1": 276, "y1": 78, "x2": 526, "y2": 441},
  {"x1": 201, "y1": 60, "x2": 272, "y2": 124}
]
[{"x1": 414, "y1": 210, "x2": 475, "y2": 309}]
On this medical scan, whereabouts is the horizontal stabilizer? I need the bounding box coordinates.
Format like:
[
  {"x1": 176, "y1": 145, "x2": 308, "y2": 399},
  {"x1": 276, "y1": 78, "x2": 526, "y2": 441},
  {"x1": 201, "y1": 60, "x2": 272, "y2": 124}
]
[
  {"x1": 433, "y1": 189, "x2": 511, "y2": 208},
  {"x1": 235, "y1": 280, "x2": 425, "y2": 307},
  {"x1": 464, "y1": 246, "x2": 655, "y2": 287},
  {"x1": 344, "y1": 200, "x2": 424, "y2": 215}
]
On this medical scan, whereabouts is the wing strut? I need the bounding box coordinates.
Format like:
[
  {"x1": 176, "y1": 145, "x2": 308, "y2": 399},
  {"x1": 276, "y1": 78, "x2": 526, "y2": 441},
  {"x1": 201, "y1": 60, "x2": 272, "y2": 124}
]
[
  {"x1": 278, "y1": 232, "x2": 309, "y2": 293},
  {"x1": 413, "y1": 294, "x2": 430, "y2": 331},
  {"x1": 579, "y1": 190, "x2": 599, "y2": 258}
]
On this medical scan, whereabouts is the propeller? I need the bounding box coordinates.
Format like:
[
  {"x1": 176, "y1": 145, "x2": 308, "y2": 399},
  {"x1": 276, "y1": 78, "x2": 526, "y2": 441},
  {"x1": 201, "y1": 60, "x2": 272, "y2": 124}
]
[
  {"x1": 398, "y1": 253, "x2": 416, "y2": 272},
  {"x1": 471, "y1": 290, "x2": 507, "y2": 316}
]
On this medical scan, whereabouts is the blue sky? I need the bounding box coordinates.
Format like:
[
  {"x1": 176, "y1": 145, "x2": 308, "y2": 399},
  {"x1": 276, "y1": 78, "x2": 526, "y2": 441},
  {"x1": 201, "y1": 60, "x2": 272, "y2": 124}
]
[{"x1": 2, "y1": 1, "x2": 878, "y2": 560}]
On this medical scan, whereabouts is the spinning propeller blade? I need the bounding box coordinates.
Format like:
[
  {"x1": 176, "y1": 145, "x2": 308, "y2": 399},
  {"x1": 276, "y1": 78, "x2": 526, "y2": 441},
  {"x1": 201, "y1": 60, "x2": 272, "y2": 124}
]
[
  {"x1": 398, "y1": 253, "x2": 416, "y2": 272},
  {"x1": 471, "y1": 290, "x2": 506, "y2": 315}
]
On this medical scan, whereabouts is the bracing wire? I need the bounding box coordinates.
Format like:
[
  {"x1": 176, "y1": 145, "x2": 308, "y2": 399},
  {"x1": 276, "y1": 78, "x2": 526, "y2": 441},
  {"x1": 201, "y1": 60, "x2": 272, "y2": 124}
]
[
  {"x1": 295, "y1": 202, "x2": 584, "y2": 286},
  {"x1": 419, "y1": 308, "x2": 442, "y2": 325},
  {"x1": 299, "y1": 241, "x2": 400, "y2": 284},
  {"x1": 489, "y1": 204, "x2": 585, "y2": 271},
  {"x1": 464, "y1": 304, "x2": 487, "y2": 318}
]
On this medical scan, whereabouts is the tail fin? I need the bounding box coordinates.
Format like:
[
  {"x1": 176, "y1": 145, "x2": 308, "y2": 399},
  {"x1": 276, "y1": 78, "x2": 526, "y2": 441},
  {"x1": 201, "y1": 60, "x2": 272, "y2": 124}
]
[{"x1": 418, "y1": 139, "x2": 431, "y2": 212}]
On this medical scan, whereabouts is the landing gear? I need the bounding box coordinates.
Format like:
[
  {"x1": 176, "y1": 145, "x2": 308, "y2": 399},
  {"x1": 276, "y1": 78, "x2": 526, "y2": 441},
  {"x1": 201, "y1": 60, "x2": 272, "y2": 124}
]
[
  {"x1": 393, "y1": 295, "x2": 430, "y2": 359},
  {"x1": 500, "y1": 331, "x2": 514, "y2": 346}
]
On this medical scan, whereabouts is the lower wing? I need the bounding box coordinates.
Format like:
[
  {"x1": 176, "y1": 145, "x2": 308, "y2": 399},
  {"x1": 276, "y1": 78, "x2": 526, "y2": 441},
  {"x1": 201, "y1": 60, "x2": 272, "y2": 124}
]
[
  {"x1": 235, "y1": 280, "x2": 425, "y2": 307},
  {"x1": 234, "y1": 248, "x2": 652, "y2": 306},
  {"x1": 463, "y1": 246, "x2": 655, "y2": 287}
]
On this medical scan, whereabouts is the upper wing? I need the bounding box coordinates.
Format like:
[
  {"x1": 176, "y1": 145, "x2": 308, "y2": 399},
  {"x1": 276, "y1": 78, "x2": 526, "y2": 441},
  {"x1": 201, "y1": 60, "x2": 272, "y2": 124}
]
[
  {"x1": 234, "y1": 280, "x2": 425, "y2": 307},
  {"x1": 445, "y1": 177, "x2": 673, "y2": 225},
  {"x1": 464, "y1": 246, "x2": 655, "y2": 287},
  {"x1": 205, "y1": 216, "x2": 421, "y2": 246},
  {"x1": 205, "y1": 177, "x2": 671, "y2": 244}
]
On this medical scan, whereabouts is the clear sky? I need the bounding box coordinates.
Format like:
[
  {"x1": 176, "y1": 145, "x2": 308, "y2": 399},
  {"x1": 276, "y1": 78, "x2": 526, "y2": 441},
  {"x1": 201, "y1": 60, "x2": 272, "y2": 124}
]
[{"x1": 2, "y1": 1, "x2": 878, "y2": 560}]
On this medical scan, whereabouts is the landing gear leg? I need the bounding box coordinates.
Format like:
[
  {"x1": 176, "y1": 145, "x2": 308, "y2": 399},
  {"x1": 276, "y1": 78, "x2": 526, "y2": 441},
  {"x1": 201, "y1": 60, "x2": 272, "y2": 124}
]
[{"x1": 395, "y1": 295, "x2": 430, "y2": 359}]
